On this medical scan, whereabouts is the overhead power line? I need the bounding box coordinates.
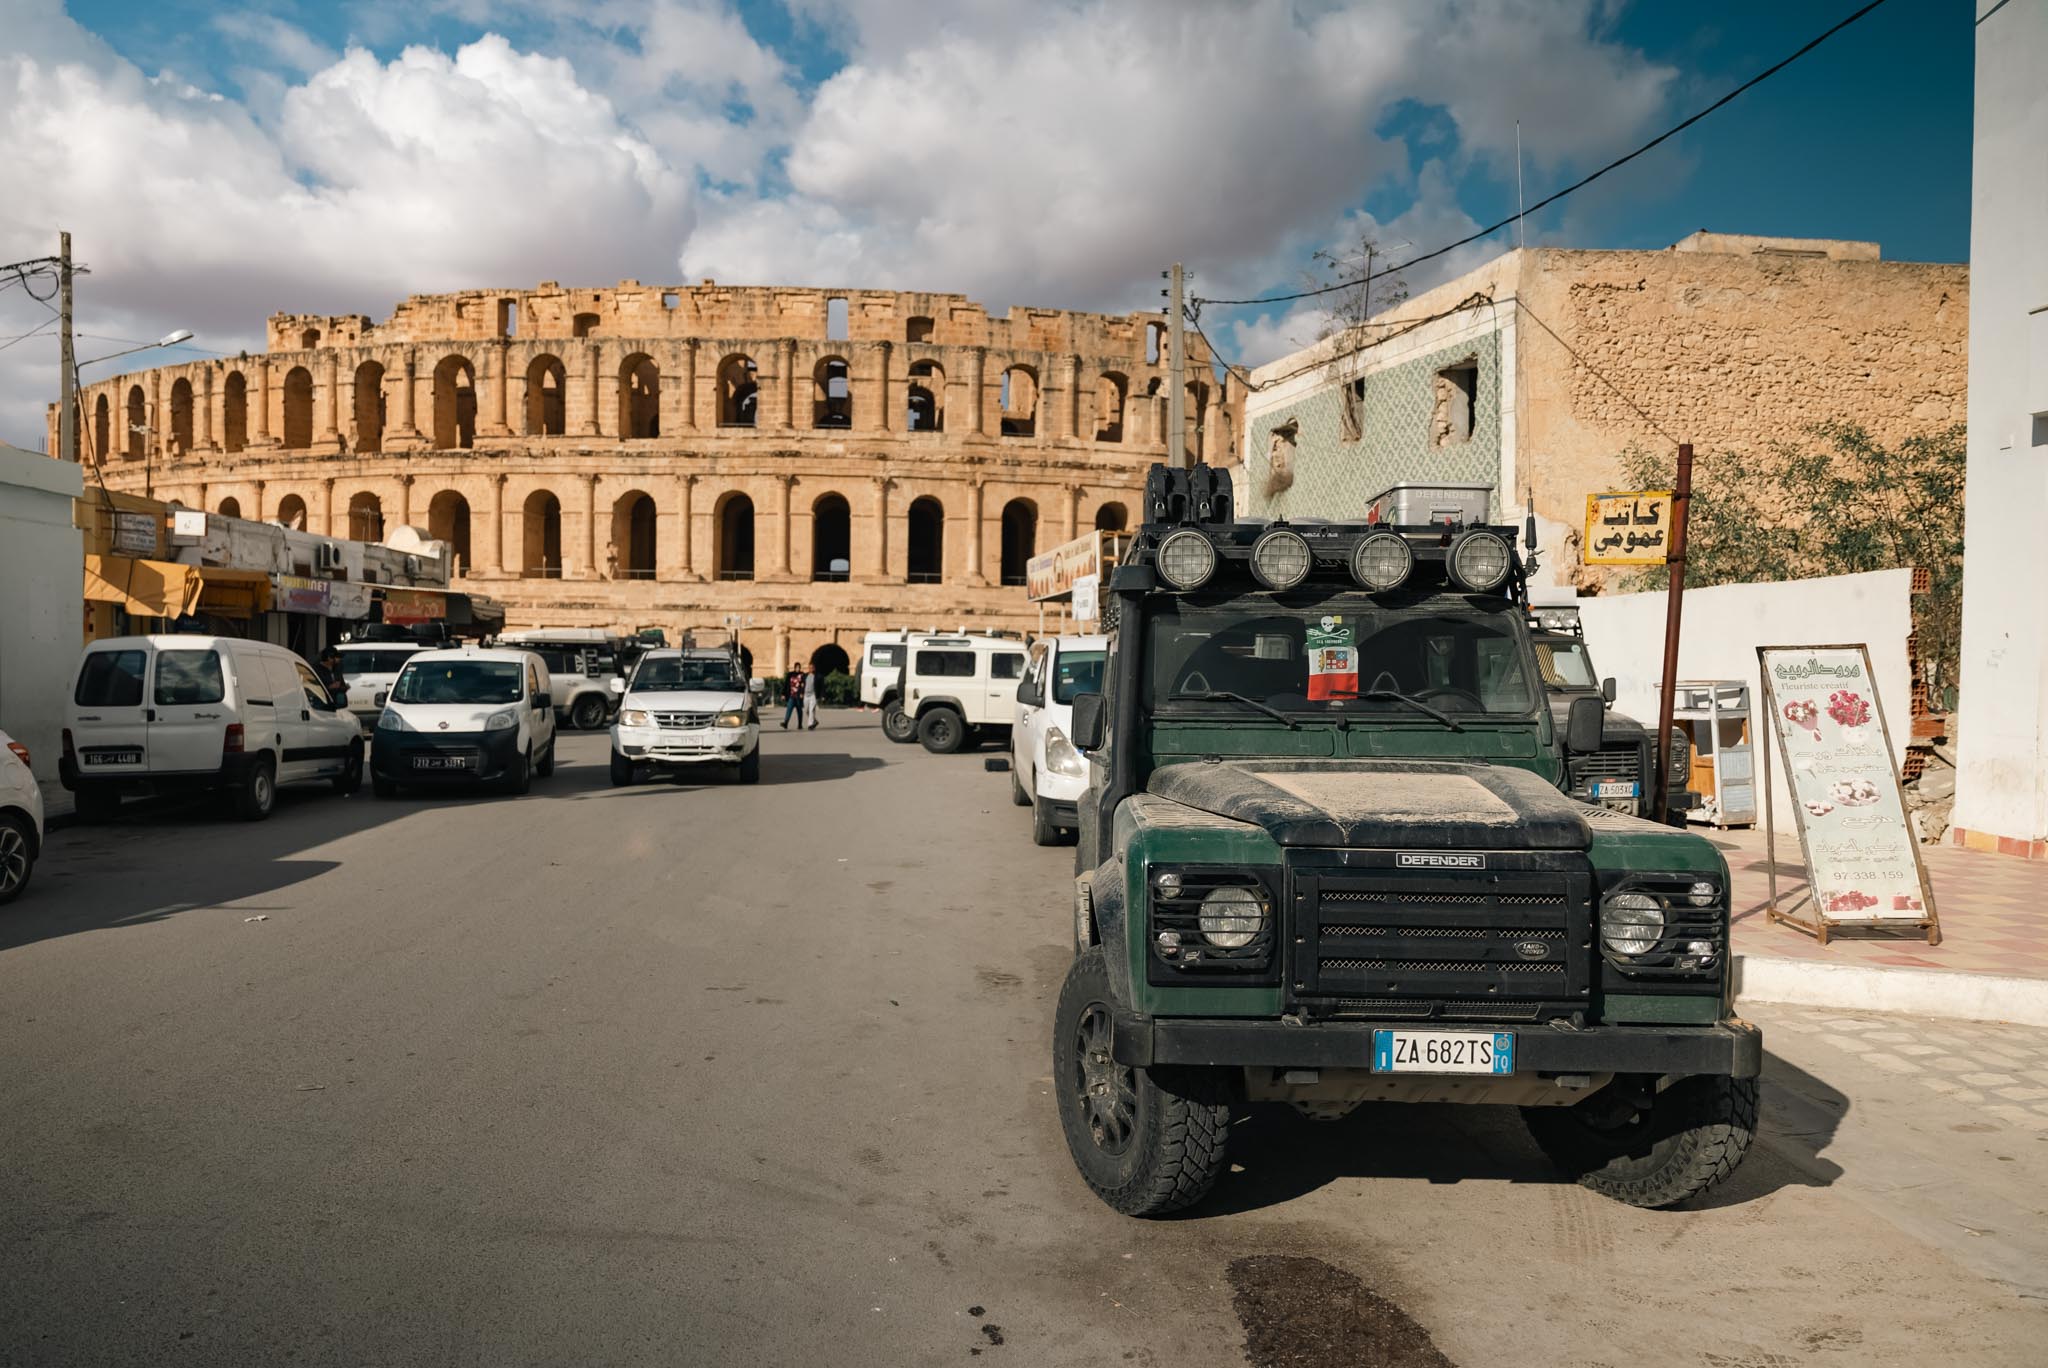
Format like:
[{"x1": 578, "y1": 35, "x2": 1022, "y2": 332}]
[{"x1": 1192, "y1": 0, "x2": 1895, "y2": 309}]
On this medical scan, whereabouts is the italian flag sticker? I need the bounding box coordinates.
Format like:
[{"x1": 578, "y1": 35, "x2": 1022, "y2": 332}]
[{"x1": 1306, "y1": 617, "x2": 1357, "y2": 701}]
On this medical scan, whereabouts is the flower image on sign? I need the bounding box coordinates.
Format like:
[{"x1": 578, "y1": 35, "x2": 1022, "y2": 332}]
[{"x1": 1757, "y1": 645, "x2": 1935, "y2": 929}]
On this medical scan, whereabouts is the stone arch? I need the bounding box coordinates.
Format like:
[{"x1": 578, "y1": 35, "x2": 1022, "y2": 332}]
[
  {"x1": 999, "y1": 497, "x2": 1036, "y2": 585},
  {"x1": 432, "y1": 355, "x2": 477, "y2": 450},
  {"x1": 714, "y1": 491, "x2": 756, "y2": 580},
  {"x1": 218, "y1": 495, "x2": 241, "y2": 518},
  {"x1": 428, "y1": 489, "x2": 471, "y2": 572},
  {"x1": 907, "y1": 495, "x2": 945, "y2": 583},
  {"x1": 221, "y1": 371, "x2": 247, "y2": 453},
  {"x1": 717, "y1": 354, "x2": 759, "y2": 427},
  {"x1": 611, "y1": 489, "x2": 657, "y2": 579},
  {"x1": 906, "y1": 360, "x2": 944, "y2": 432},
  {"x1": 810, "y1": 491, "x2": 851, "y2": 581},
  {"x1": 522, "y1": 489, "x2": 563, "y2": 577},
  {"x1": 999, "y1": 365, "x2": 1037, "y2": 438},
  {"x1": 125, "y1": 384, "x2": 145, "y2": 458},
  {"x1": 92, "y1": 392, "x2": 110, "y2": 461},
  {"x1": 526, "y1": 354, "x2": 566, "y2": 436},
  {"x1": 1094, "y1": 371, "x2": 1127, "y2": 443},
  {"x1": 353, "y1": 361, "x2": 386, "y2": 453},
  {"x1": 812, "y1": 643, "x2": 851, "y2": 679},
  {"x1": 276, "y1": 493, "x2": 308, "y2": 530},
  {"x1": 619, "y1": 353, "x2": 660, "y2": 439},
  {"x1": 169, "y1": 378, "x2": 194, "y2": 453},
  {"x1": 347, "y1": 491, "x2": 384, "y2": 543},
  {"x1": 1094, "y1": 501, "x2": 1128, "y2": 531},
  {"x1": 812, "y1": 356, "x2": 852, "y2": 429},
  {"x1": 281, "y1": 366, "x2": 314, "y2": 450}
]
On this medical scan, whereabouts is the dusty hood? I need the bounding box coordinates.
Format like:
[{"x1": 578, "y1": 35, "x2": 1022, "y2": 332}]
[
  {"x1": 1145, "y1": 759, "x2": 1591, "y2": 850},
  {"x1": 624, "y1": 689, "x2": 748, "y2": 713}
]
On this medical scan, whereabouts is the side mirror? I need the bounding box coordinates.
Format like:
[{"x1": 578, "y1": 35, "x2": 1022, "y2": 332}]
[
  {"x1": 983, "y1": 756, "x2": 1012, "y2": 773},
  {"x1": 1601, "y1": 676, "x2": 1617, "y2": 704},
  {"x1": 533, "y1": 691, "x2": 552, "y2": 711},
  {"x1": 374, "y1": 690, "x2": 389, "y2": 708},
  {"x1": 1071, "y1": 691, "x2": 1107, "y2": 751},
  {"x1": 609, "y1": 677, "x2": 626, "y2": 695},
  {"x1": 1565, "y1": 695, "x2": 1604, "y2": 754}
]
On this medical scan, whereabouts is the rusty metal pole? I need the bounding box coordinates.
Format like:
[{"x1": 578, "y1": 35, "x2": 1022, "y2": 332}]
[{"x1": 1653, "y1": 442, "x2": 1693, "y2": 822}]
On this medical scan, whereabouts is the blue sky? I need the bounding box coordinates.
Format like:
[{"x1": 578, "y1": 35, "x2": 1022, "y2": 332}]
[{"x1": 0, "y1": 0, "x2": 1975, "y2": 444}]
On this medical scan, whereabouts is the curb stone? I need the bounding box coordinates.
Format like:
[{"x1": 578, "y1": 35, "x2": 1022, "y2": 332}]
[{"x1": 1734, "y1": 954, "x2": 2048, "y2": 1028}]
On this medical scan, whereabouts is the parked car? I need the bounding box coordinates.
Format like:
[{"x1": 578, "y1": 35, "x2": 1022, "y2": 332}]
[
  {"x1": 494, "y1": 629, "x2": 626, "y2": 731},
  {"x1": 371, "y1": 647, "x2": 557, "y2": 796},
  {"x1": 335, "y1": 640, "x2": 435, "y2": 734},
  {"x1": 1528, "y1": 605, "x2": 1695, "y2": 824},
  {"x1": 1009, "y1": 634, "x2": 1107, "y2": 845},
  {"x1": 608, "y1": 648, "x2": 761, "y2": 785},
  {"x1": 62, "y1": 635, "x2": 363, "y2": 821},
  {"x1": 859, "y1": 630, "x2": 909, "y2": 710},
  {"x1": 0, "y1": 729, "x2": 44, "y2": 905},
  {"x1": 890, "y1": 633, "x2": 1029, "y2": 753}
]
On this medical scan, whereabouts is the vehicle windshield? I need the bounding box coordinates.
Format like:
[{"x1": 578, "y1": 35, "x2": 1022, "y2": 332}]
[
  {"x1": 392, "y1": 660, "x2": 524, "y2": 705},
  {"x1": 339, "y1": 649, "x2": 422, "y2": 677},
  {"x1": 1532, "y1": 639, "x2": 1599, "y2": 690},
  {"x1": 1143, "y1": 591, "x2": 1538, "y2": 718},
  {"x1": 632, "y1": 656, "x2": 741, "y2": 691},
  {"x1": 1052, "y1": 650, "x2": 1106, "y2": 704}
]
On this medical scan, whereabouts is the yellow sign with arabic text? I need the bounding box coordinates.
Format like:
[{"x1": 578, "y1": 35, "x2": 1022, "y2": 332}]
[{"x1": 1583, "y1": 490, "x2": 1674, "y2": 566}]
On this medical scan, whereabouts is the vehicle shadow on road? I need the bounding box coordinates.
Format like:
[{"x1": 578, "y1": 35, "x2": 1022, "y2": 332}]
[{"x1": 1185, "y1": 1050, "x2": 1845, "y2": 1217}]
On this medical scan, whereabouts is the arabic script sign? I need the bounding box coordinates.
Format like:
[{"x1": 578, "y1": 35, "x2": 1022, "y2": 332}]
[
  {"x1": 1757, "y1": 645, "x2": 1934, "y2": 926},
  {"x1": 1583, "y1": 490, "x2": 1673, "y2": 566}
]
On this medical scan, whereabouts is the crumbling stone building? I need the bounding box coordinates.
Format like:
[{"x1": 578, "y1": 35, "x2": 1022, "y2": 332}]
[{"x1": 53, "y1": 283, "x2": 1240, "y2": 676}]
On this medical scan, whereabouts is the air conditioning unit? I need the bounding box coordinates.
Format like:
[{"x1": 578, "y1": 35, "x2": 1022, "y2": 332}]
[{"x1": 314, "y1": 543, "x2": 345, "y2": 573}]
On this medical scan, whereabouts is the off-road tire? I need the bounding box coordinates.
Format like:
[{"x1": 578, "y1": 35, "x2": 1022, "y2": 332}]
[
  {"x1": 504, "y1": 747, "x2": 532, "y2": 796},
  {"x1": 73, "y1": 784, "x2": 121, "y2": 822},
  {"x1": 738, "y1": 746, "x2": 760, "y2": 784},
  {"x1": 1054, "y1": 948, "x2": 1232, "y2": 1217},
  {"x1": 1011, "y1": 765, "x2": 1031, "y2": 806},
  {"x1": 0, "y1": 811, "x2": 35, "y2": 905},
  {"x1": 1523, "y1": 1073, "x2": 1759, "y2": 1209},
  {"x1": 609, "y1": 750, "x2": 636, "y2": 787},
  {"x1": 233, "y1": 756, "x2": 277, "y2": 821},
  {"x1": 535, "y1": 741, "x2": 556, "y2": 778},
  {"x1": 372, "y1": 774, "x2": 399, "y2": 798},
  {"x1": 570, "y1": 694, "x2": 607, "y2": 732},
  {"x1": 332, "y1": 742, "x2": 364, "y2": 794},
  {"x1": 1032, "y1": 795, "x2": 1064, "y2": 847},
  {"x1": 918, "y1": 707, "x2": 966, "y2": 755},
  {"x1": 881, "y1": 703, "x2": 917, "y2": 744}
]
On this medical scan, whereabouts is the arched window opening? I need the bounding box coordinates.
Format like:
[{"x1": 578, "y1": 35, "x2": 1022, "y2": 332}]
[
  {"x1": 281, "y1": 368, "x2": 314, "y2": 450},
  {"x1": 812, "y1": 356, "x2": 852, "y2": 429},
  {"x1": 221, "y1": 372, "x2": 247, "y2": 454},
  {"x1": 1146, "y1": 322, "x2": 1162, "y2": 365},
  {"x1": 811, "y1": 643, "x2": 850, "y2": 680},
  {"x1": 906, "y1": 316, "x2": 934, "y2": 343},
  {"x1": 499, "y1": 299, "x2": 518, "y2": 338},
  {"x1": 999, "y1": 498, "x2": 1036, "y2": 585},
  {"x1": 170, "y1": 378, "x2": 194, "y2": 453},
  {"x1": 906, "y1": 360, "x2": 944, "y2": 432},
  {"x1": 217, "y1": 496, "x2": 241, "y2": 519},
  {"x1": 611, "y1": 491, "x2": 657, "y2": 579},
  {"x1": 276, "y1": 493, "x2": 307, "y2": 531},
  {"x1": 810, "y1": 493, "x2": 850, "y2": 581},
  {"x1": 619, "y1": 353, "x2": 660, "y2": 439},
  {"x1": 907, "y1": 496, "x2": 944, "y2": 583},
  {"x1": 125, "y1": 384, "x2": 146, "y2": 459},
  {"x1": 999, "y1": 365, "x2": 1037, "y2": 438},
  {"x1": 428, "y1": 490, "x2": 472, "y2": 572},
  {"x1": 92, "y1": 393, "x2": 110, "y2": 461},
  {"x1": 572, "y1": 312, "x2": 599, "y2": 339},
  {"x1": 526, "y1": 354, "x2": 566, "y2": 436},
  {"x1": 1094, "y1": 502, "x2": 1128, "y2": 532},
  {"x1": 353, "y1": 361, "x2": 386, "y2": 453},
  {"x1": 347, "y1": 491, "x2": 384, "y2": 543},
  {"x1": 716, "y1": 493, "x2": 756, "y2": 580},
  {"x1": 1094, "y1": 371, "x2": 1127, "y2": 443},
  {"x1": 301, "y1": 328, "x2": 320, "y2": 350},
  {"x1": 718, "y1": 355, "x2": 759, "y2": 427},
  {"x1": 432, "y1": 355, "x2": 476, "y2": 450},
  {"x1": 522, "y1": 490, "x2": 563, "y2": 578}
]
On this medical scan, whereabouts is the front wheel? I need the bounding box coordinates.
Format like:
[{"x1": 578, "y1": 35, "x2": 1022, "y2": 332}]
[
  {"x1": 881, "y1": 703, "x2": 916, "y2": 744},
  {"x1": 504, "y1": 746, "x2": 532, "y2": 796},
  {"x1": 332, "y1": 742, "x2": 363, "y2": 794},
  {"x1": 1053, "y1": 949, "x2": 1231, "y2": 1217},
  {"x1": 609, "y1": 750, "x2": 636, "y2": 787},
  {"x1": 570, "y1": 694, "x2": 607, "y2": 731},
  {"x1": 737, "y1": 746, "x2": 760, "y2": 784},
  {"x1": 0, "y1": 812, "x2": 35, "y2": 905},
  {"x1": 1011, "y1": 765, "x2": 1031, "y2": 807},
  {"x1": 917, "y1": 708, "x2": 966, "y2": 755},
  {"x1": 1522, "y1": 1073, "x2": 1759, "y2": 1209},
  {"x1": 1031, "y1": 795, "x2": 1064, "y2": 847},
  {"x1": 535, "y1": 741, "x2": 556, "y2": 778}
]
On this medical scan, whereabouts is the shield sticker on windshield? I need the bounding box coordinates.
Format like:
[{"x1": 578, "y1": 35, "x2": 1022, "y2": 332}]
[{"x1": 1305, "y1": 618, "x2": 1357, "y2": 701}]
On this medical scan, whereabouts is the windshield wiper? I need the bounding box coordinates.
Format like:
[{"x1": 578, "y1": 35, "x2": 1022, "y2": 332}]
[
  {"x1": 1326, "y1": 688, "x2": 1465, "y2": 731},
  {"x1": 1169, "y1": 690, "x2": 1299, "y2": 730}
]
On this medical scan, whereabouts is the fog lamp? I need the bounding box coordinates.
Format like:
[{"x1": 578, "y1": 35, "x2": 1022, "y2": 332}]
[
  {"x1": 1350, "y1": 532, "x2": 1413, "y2": 591},
  {"x1": 1156, "y1": 530, "x2": 1216, "y2": 590},
  {"x1": 1448, "y1": 530, "x2": 1511, "y2": 592},
  {"x1": 1250, "y1": 528, "x2": 1312, "y2": 591}
]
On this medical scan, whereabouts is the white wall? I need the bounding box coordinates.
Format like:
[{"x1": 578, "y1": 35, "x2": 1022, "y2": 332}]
[
  {"x1": 1577, "y1": 569, "x2": 1915, "y2": 834},
  {"x1": 1952, "y1": 0, "x2": 2048, "y2": 846},
  {"x1": 0, "y1": 444, "x2": 85, "y2": 785}
]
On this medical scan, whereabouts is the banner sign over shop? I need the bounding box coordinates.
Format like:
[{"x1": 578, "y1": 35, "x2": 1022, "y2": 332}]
[
  {"x1": 1583, "y1": 490, "x2": 1673, "y2": 566},
  {"x1": 112, "y1": 510, "x2": 158, "y2": 556},
  {"x1": 383, "y1": 589, "x2": 448, "y2": 625},
  {"x1": 1756, "y1": 644, "x2": 1939, "y2": 944},
  {"x1": 1026, "y1": 531, "x2": 1104, "y2": 602},
  {"x1": 274, "y1": 574, "x2": 332, "y2": 615}
]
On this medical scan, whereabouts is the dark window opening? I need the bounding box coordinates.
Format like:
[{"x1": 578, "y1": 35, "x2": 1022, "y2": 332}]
[
  {"x1": 999, "y1": 367, "x2": 1036, "y2": 438},
  {"x1": 907, "y1": 496, "x2": 944, "y2": 583},
  {"x1": 169, "y1": 378, "x2": 194, "y2": 452},
  {"x1": 221, "y1": 374, "x2": 246, "y2": 454},
  {"x1": 906, "y1": 315, "x2": 933, "y2": 343},
  {"x1": 813, "y1": 357, "x2": 852, "y2": 429},
  {"x1": 811, "y1": 493, "x2": 850, "y2": 581},
  {"x1": 1434, "y1": 361, "x2": 1478, "y2": 447},
  {"x1": 614, "y1": 491, "x2": 657, "y2": 578},
  {"x1": 281, "y1": 369, "x2": 313, "y2": 450},
  {"x1": 999, "y1": 499, "x2": 1036, "y2": 585},
  {"x1": 354, "y1": 362, "x2": 386, "y2": 453},
  {"x1": 621, "y1": 354, "x2": 660, "y2": 438},
  {"x1": 1094, "y1": 502, "x2": 1127, "y2": 531},
  {"x1": 719, "y1": 355, "x2": 759, "y2": 427},
  {"x1": 527, "y1": 355, "x2": 566, "y2": 436},
  {"x1": 432, "y1": 356, "x2": 476, "y2": 450},
  {"x1": 523, "y1": 491, "x2": 563, "y2": 577},
  {"x1": 348, "y1": 492, "x2": 384, "y2": 543},
  {"x1": 1340, "y1": 377, "x2": 1364, "y2": 443},
  {"x1": 717, "y1": 494, "x2": 755, "y2": 580},
  {"x1": 572, "y1": 312, "x2": 600, "y2": 338},
  {"x1": 429, "y1": 491, "x2": 471, "y2": 571}
]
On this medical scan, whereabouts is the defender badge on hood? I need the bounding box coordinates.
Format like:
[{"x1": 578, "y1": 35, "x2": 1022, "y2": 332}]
[{"x1": 1396, "y1": 852, "x2": 1485, "y2": 869}]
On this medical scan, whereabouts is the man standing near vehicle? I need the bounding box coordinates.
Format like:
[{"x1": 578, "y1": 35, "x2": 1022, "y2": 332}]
[
  {"x1": 315, "y1": 646, "x2": 347, "y2": 700},
  {"x1": 782, "y1": 660, "x2": 807, "y2": 729}
]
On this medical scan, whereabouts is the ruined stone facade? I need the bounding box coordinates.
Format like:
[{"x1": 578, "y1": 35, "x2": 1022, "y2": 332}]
[{"x1": 52, "y1": 283, "x2": 1240, "y2": 676}]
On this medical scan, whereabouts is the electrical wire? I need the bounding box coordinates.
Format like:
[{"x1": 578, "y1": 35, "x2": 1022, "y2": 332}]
[
  {"x1": 0, "y1": 319, "x2": 57, "y2": 353},
  {"x1": 1191, "y1": 0, "x2": 1895, "y2": 309},
  {"x1": 1188, "y1": 291, "x2": 1499, "y2": 394}
]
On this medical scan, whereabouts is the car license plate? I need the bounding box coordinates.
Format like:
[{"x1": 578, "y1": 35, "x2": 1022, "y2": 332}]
[
  {"x1": 1594, "y1": 780, "x2": 1639, "y2": 799},
  {"x1": 82, "y1": 748, "x2": 143, "y2": 766},
  {"x1": 1372, "y1": 1030, "x2": 1514, "y2": 1075},
  {"x1": 411, "y1": 755, "x2": 472, "y2": 771}
]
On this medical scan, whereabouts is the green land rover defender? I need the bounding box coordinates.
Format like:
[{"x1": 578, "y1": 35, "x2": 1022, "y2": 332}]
[{"x1": 1055, "y1": 463, "x2": 1760, "y2": 1216}]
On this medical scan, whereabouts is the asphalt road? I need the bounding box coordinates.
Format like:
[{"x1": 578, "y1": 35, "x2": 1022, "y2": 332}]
[{"x1": 3, "y1": 715, "x2": 2043, "y2": 1367}]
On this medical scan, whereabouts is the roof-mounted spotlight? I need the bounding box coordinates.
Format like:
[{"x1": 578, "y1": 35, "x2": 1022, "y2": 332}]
[
  {"x1": 1250, "y1": 528, "x2": 1312, "y2": 591},
  {"x1": 1448, "y1": 529, "x2": 1512, "y2": 593},
  {"x1": 1350, "y1": 531, "x2": 1413, "y2": 591},
  {"x1": 1156, "y1": 529, "x2": 1217, "y2": 590}
]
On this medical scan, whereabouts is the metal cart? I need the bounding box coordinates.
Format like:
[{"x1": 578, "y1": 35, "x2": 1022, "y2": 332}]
[{"x1": 1666, "y1": 680, "x2": 1757, "y2": 828}]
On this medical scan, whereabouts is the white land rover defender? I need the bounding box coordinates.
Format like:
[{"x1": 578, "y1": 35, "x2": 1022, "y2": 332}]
[{"x1": 880, "y1": 633, "x2": 1028, "y2": 754}]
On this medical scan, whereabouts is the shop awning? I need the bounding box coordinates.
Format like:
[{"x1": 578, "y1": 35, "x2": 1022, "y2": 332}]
[
  {"x1": 84, "y1": 556, "x2": 274, "y2": 620},
  {"x1": 193, "y1": 567, "x2": 272, "y2": 619}
]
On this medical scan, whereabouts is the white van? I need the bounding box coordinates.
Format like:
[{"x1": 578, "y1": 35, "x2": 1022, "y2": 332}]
[
  {"x1": 62, "y1": 635, "x2": 364, "y2": 821},
  {"x1": 336, "y1": 640, "x2": 434, "y2": 734},
  {"x1": 370, "y1": 647, "x2": 557, "y2": 796},
  {"x1": 1008, "y1": 634, "x2": 1108, "y2": 845},
  {"x1": 897, "y1": 634, "x2": 1029, "y2": 754}
]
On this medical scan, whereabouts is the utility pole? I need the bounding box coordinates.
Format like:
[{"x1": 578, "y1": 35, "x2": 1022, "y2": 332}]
[
  {"x1": 1653, "y1": 442, "x2": 1693, "y2": 822},
  {"x1": 1164, "y1": 262, "x2": 1186, "y2": 469},
  {"x1": 59, "y1": 232, "x2": 77, "y2": 464}
]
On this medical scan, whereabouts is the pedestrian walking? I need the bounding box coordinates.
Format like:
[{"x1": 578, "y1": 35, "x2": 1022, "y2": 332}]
[
  {"x1": 782, "y1": 661, "x2": 807, "y2": 729},
  {"x1": 802, "y1": 664, "x2": 820, "y2": 730}
]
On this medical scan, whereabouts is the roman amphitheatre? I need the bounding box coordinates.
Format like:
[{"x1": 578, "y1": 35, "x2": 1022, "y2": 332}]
[{"x1": 60, "y1": 282, "x2": 1242, "y2": 678}]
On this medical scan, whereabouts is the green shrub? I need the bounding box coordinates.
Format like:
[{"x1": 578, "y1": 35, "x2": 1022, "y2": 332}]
[{"x1": 820, "y1": 671, "x2": 859, "y2": 707}]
